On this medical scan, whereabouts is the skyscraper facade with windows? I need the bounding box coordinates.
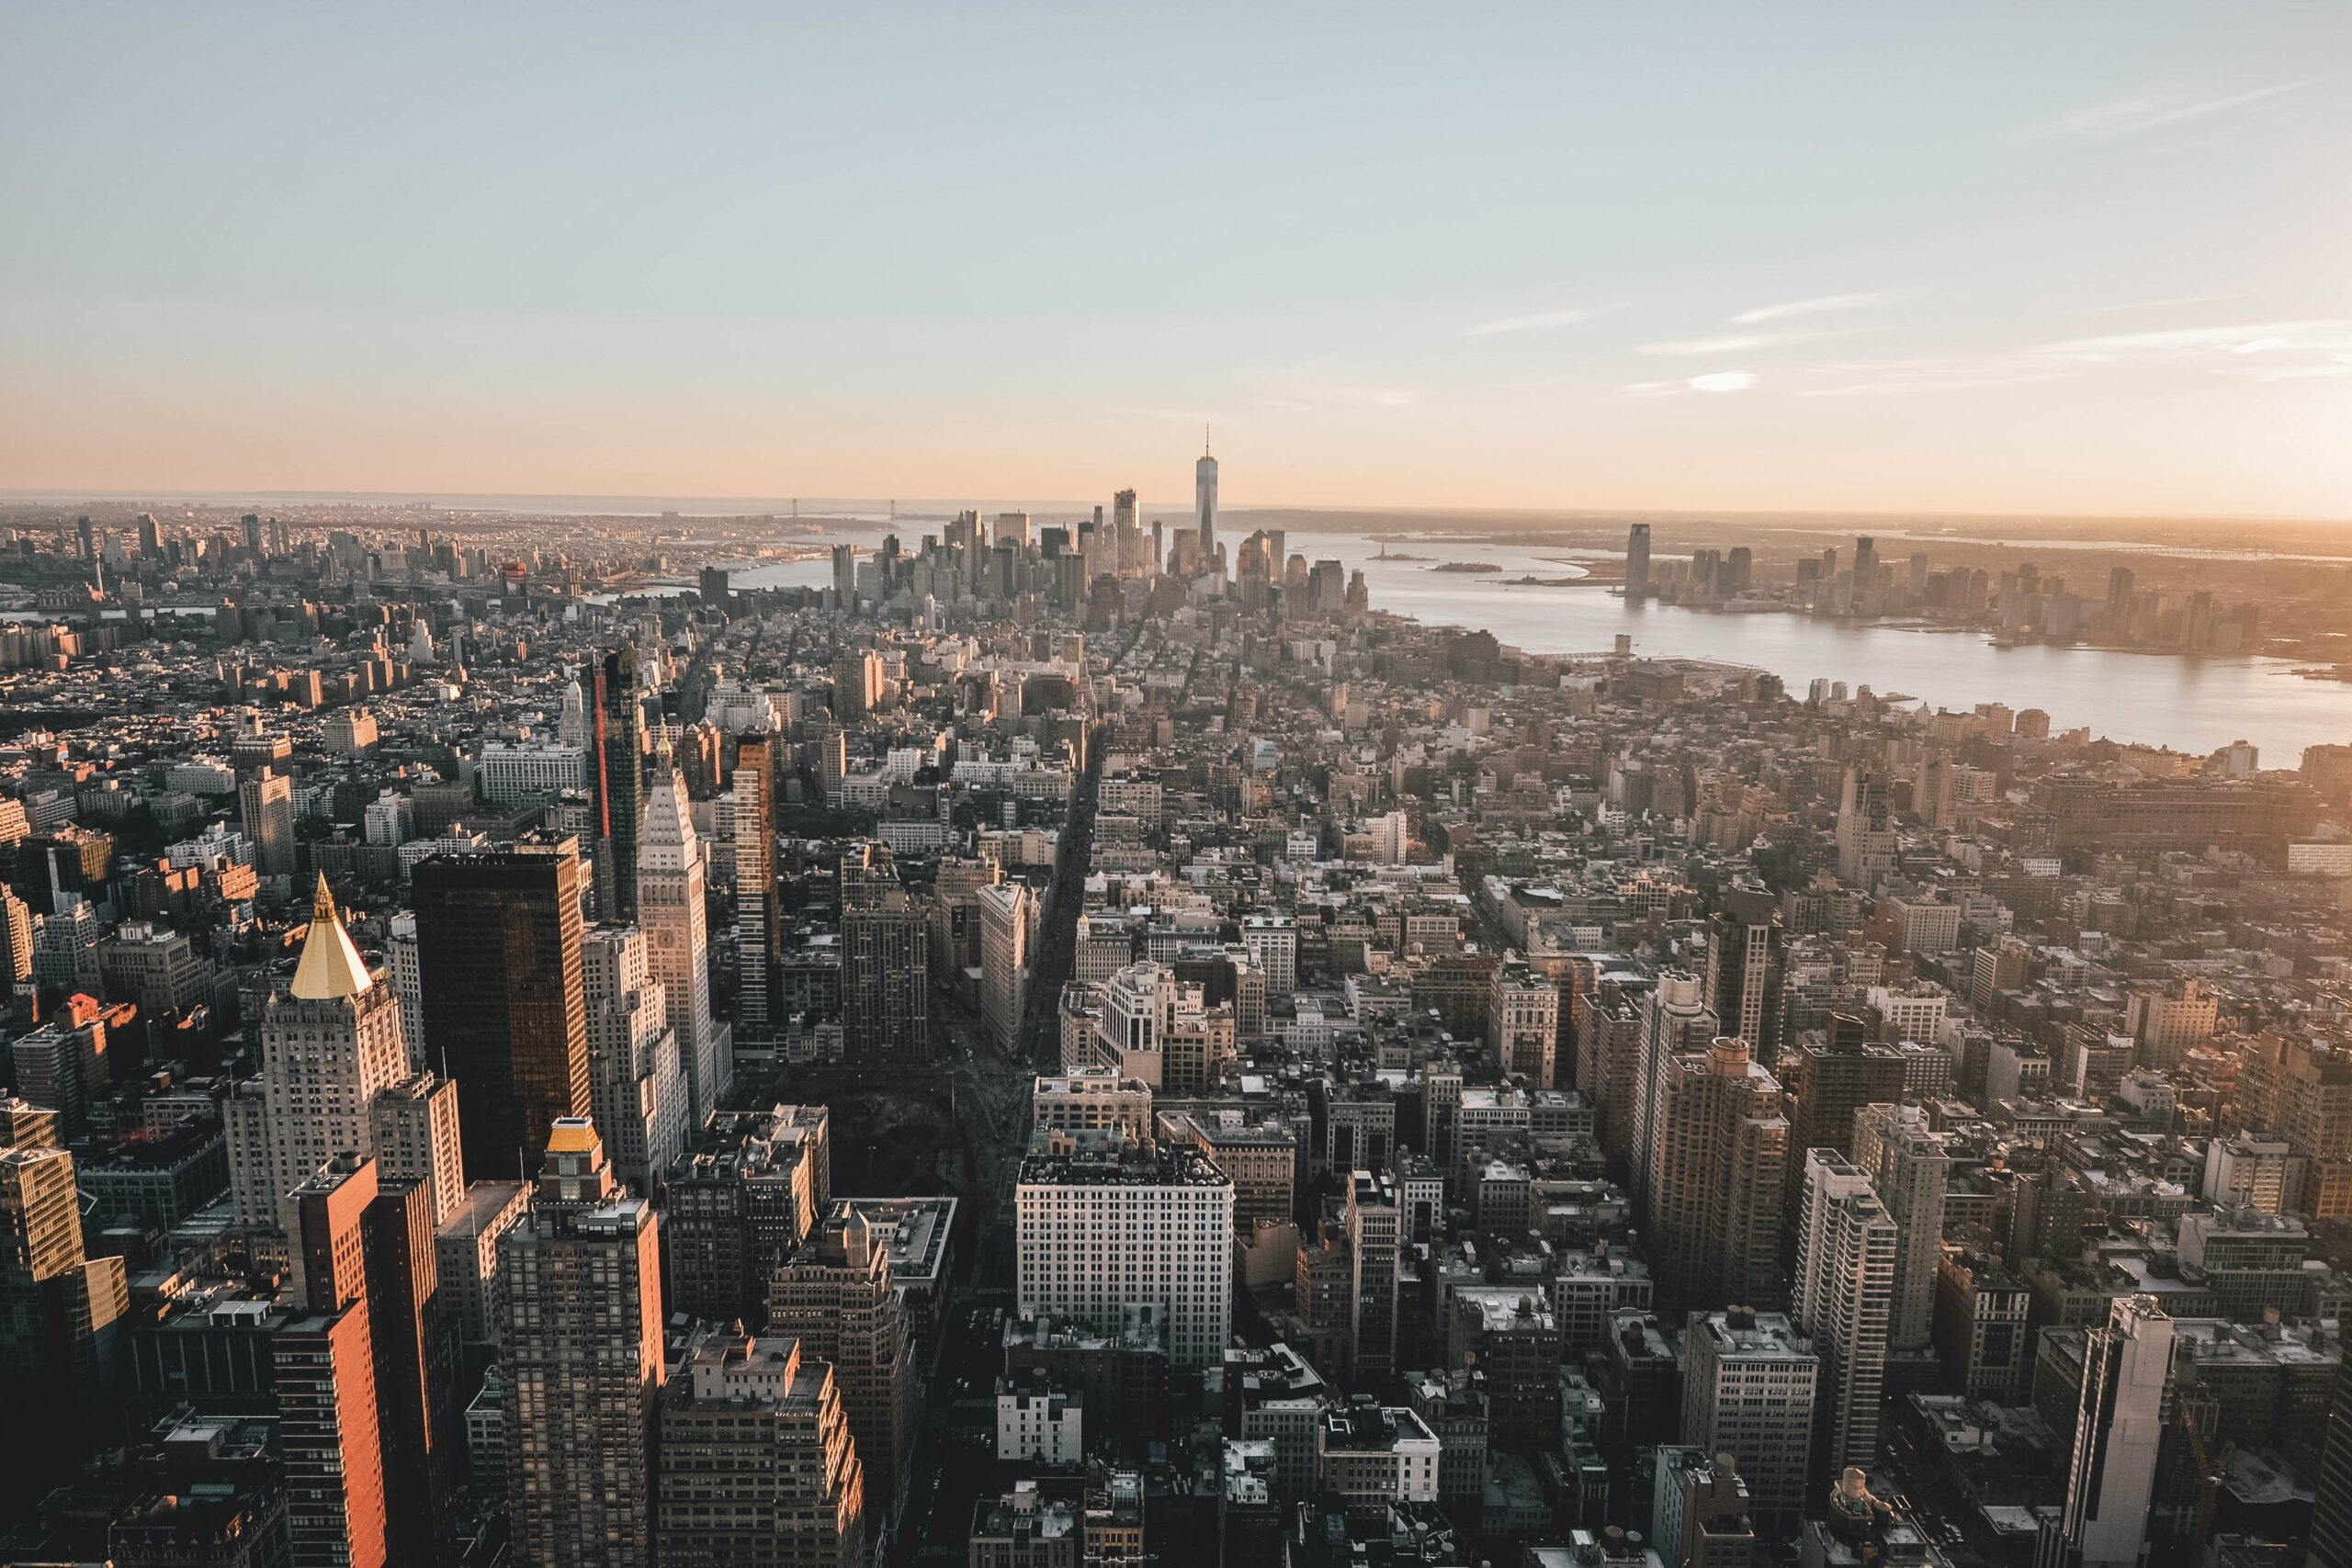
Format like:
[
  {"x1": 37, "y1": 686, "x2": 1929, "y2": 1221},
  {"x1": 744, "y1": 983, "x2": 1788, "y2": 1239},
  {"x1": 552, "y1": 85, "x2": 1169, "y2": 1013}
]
[
  {"x1": 501, "y1": 1120, "x2": 664, "y2": 1568},
  {"x1": 734, "y1": 735, "x2": 779, "y2": 1048},
  {"x1": 1792, "y1": 1150, "x2": 1898, "y2": 1476},
  {"x1": 594, "y1": 645, "x2": 649, "y2": 922},
  {"x1": 413, "y1": 839, "x2": 592, "y2": 1180},
  {"x1": 639, "y1": 749, "x2": 722, "y2": 1124}
]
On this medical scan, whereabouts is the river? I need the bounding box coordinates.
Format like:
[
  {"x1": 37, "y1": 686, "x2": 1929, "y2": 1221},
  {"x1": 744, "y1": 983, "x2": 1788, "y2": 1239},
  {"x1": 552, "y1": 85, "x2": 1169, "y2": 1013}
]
[{"x1": 721, "y1": 529, "x2": 2352, "y2": 761}]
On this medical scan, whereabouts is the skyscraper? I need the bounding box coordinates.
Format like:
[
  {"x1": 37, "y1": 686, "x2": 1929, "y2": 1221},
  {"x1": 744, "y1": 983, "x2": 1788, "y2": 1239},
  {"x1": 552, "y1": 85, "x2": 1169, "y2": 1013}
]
[
  {"x1": 831, "y1": 648, "x2": 883, "y2": 722},
  {"x1": 734, "y1": 735, "x2": 779, "y2": 1048},
  {"x1": 1112, "y1": 488, "x2": 1139, "y2": 576},
  {"x1": 662, "y1": 1103, "x2": 831, "y2": 1328},
  {"x1": 1655, "y1": 1450, "x2": 1757, "y2": 1568},
  {"x1": 770, "y1": 1210, "x2": 919, "y2": 1529},
  {"x1": 229, "y1": 876, "x2": 412, "y2": 1237},
  {"x1": 1487, "y1": 959, "x2": 1560, "y2": 1086},
  {"x1": 842, "y1": 885, "x2": 929, "y2": 1066},
  {"x1": 1779, "y1": 1017, "x2": 1907, "y2": 1238},
  {"x1": 1791, "y1": 1150, "x2": 1898, "y2": 1478},
  {"x1": 386, "y1": 911, "x2": 426, "y2": 1068},
  {"x1": 1834, "y1": 768, "x2": 1896, "y2": 890},
  {"x1": 1681, "y1": 1309, "x2": 1818, "y2": 1539},
  {"x1": 978, "y1": 881, "x2": 1031, "y2": 1053},
  {"x1": 1015, "y1": 1128, "x2": 1234, "y2": 1373},
  {"x1": 581, "y1": 924, "x2": 686, "y2": 1194},
  {"x1": 413, "y1": 840, "x2": 592, "y2": 1180},
  {"x1": 1704, "y1": 885, "x2": 1784, "y2": 1066},
  {"x1": 1625, "y1": 522, "x2": 1651, "y2": 596},
  {"x1": 594, "y1": 646, "x2": 649, "y2": 922},
  {"x1": 656, "y1": 1331, "x2": 867, "y2": 1568},
  {"x1": 362, "y1": 1171, "x2": 458, "y2": 1568},
  {"x1": 1346, "y1": 1170, "x2": 1401, "y2": 1382},
  {"x1": 1645, "y1": 1036, "x2": 1789, "y2": 1311},
  {"x1": 281, "y1": 1155, "x2": 390, "y2": 1568},
  {"x1": 2310, "y1": 1360, "x2": 2352, "y2": 1568},
  {"x1": 2054, "y1": 1296, "x2": 2174, "y2": 1568},
  {"x1": 1195, "y1": 433, "x2": 1218, "y2": 564},
  {"x1": 0, "y1": 1142, "x2": 130, "y2": 1514},
  {"x1": 368, "y1": 1069, "x2": 467, "y2": 1228},
  {"x1": 639, "y1": 747, "x2": 722, "y2": 1126},
  {"x1": 239, "y1": 768, "x2": 296, "y2": 883},
  {"x1": 1630, "y1": 968, "x2": 1716, "y2": 1222},
  {"x1": 1851, "y1": 1102, "x2": 1950, "y2": 1350},
  {"x1": 501, "y1": 1120, "x2": 664, "y2": 1568}
]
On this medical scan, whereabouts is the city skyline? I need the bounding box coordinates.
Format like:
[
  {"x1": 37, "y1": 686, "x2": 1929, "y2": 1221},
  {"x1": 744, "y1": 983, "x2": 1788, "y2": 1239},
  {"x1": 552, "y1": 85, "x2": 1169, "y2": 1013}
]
[
  {"x1": 12, "y1": 12, "x2": 2352, "y2": 1568},
  {"x1": 5, "y1": 6, "x2": 2350, "y2": 516}
]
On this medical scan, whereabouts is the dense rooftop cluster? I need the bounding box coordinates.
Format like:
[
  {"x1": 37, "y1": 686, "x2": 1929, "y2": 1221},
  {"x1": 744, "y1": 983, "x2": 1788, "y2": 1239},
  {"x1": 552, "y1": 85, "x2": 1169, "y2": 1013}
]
[{"x1": 0, "y1": 491, "x2": 2349, "y2": 1568}]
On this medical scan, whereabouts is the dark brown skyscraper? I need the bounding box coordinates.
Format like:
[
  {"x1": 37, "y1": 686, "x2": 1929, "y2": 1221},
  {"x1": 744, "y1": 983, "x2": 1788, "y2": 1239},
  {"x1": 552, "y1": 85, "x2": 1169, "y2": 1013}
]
[
  {"x1": 413, "y1": 837, "x2": 591, "y2": 1179},
  {"x1": 840, "y1": 844, "x2": 928, "y2": 1066},
  {"x1": 366, "y1": 1176, "x2": 457, "y2": 1568},
  {"x1": 594, "y1": 645, "x2": 648, "y2": 923},
  {"x1": 1705, "y1": 884, "x2": 1784, "y2": 1067},
  {"x1": 1779, "y1": 1013, "x2": 1908, "y2": 1254}
]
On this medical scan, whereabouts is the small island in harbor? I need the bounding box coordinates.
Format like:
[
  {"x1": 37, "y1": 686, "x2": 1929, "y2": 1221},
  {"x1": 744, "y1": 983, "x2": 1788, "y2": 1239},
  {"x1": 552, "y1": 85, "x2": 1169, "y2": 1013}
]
[{"x1": 1431, "y1": 560, "x2": 1501, "y2": 573}]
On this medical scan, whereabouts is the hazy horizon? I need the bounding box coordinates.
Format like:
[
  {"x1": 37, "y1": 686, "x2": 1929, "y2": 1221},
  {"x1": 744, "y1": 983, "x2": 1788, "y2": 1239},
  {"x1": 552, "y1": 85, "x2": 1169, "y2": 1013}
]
[{"x1": 5, "y1": 488, "x2": 2350, "y2": 534}]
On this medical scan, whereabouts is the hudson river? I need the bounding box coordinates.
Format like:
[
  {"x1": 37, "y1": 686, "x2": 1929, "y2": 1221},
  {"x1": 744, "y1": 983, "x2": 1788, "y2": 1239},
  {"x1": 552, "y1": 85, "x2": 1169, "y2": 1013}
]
[{"x1": 733, "y1": 527, "x2": 2352, "y2": 761}]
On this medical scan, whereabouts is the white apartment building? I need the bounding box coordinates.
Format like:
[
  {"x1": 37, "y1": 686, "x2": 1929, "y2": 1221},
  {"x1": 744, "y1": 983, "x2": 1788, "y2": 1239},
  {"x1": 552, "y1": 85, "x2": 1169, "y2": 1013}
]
[
  {"x1": 2203, "y1": 1134, "x2": 2299, "y2": 1213},
  {"x1": 2058, "y1": 1297, "x2": 2176, "y2": 1568},
  {"x1": 1680, "y1": 1309, "x2": 1819, "y2": 1536},
  {"x1": 1014, "y1": 1131, "x2": 1234, "y2": 1371},
  {"x1": 1792, "y1": 1151, "x2": 1898, "y2": 1474},
  {"x1": 1094, "y1": 961, "x2": 1179, "y2": 1086},
  {"x1": 1314, "y1": 1403, "x2": 1441, "y2": 1516},
  {"x1": 479, "y1": 739, "x2": 586, "y2": 807},
  {"x1": 1033, "y1": 1067, "x2": 1153, "y2": 1139},
  {"x1": 1867, "y1": 983, "x2": 1950, "y2": 1045},
  {"x1": 995, "y1": 1378, "x2": 1082, "y2": 1465},
  {"x1": 1240, "y1": 914, "x2": 1296, "y2": 998}
]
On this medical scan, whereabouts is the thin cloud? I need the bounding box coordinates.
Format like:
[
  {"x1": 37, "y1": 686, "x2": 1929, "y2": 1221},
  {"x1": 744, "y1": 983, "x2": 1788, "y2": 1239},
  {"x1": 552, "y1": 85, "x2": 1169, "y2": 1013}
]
[
  {"x1": 1464, "y1": 306, "x2": 1596, "y2": 337},
  {"x1": 2026, "y1": 80, "x2": 2312, "y2": 141},
  {"x1": 2036, "y1": 319, "x2": 2352, "y2": 360},
  {"x1": 1614, "y1": 370, "x2": 1758, "y2": 399},
  {"x1": 1641, "y1": 330, "x2": 1849, "y2": 356},
  {"x1": 2224, "y1": 357, "x2": 2352, "y2": 382},
  {"x1": 1794, "y1": 320, "x2": 2352, "y2": 396},
  {"x1": 1803, "y1": 367, "x2": 2070, "y2": 399},
  {"x1": 1731, "y1": 291, "x2": 1899, "y2": 326},
  {"x1": 2089, "y1": 293, "x2": 2240, "y2": 314}
]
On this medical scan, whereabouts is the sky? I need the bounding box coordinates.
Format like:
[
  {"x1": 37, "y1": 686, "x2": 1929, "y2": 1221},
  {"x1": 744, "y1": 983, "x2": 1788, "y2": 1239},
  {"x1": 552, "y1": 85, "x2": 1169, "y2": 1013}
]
[{"x1": 3, "y1": 5, "x2": 2349, "y2": 517}]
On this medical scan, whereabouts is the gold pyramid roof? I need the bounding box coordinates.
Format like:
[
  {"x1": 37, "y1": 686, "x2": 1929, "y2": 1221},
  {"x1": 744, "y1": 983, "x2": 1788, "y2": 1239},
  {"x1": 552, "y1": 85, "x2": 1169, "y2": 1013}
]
[{"x1": 289, "y1": 874, "x2": 375, "y2": 1000}]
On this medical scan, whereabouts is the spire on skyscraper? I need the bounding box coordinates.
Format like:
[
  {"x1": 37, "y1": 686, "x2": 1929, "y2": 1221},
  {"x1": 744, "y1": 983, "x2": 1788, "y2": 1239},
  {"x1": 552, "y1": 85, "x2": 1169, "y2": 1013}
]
[{"x1": 290, "y1": 873, "x2": 373, "y2": 999}]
